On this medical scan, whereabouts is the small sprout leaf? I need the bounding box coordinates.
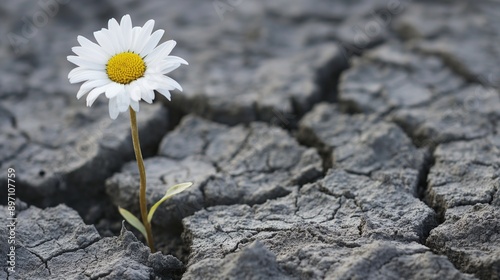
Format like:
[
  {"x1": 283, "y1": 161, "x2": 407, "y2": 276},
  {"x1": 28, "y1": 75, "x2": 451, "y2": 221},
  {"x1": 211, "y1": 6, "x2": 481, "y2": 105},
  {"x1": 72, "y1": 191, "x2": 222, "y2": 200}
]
[
  {"x1": 148, "y1": 182, "x2": 193, "y2": 223},
  {"x1": 118, "y1": 207, "x2": 147, "y2": 241}
]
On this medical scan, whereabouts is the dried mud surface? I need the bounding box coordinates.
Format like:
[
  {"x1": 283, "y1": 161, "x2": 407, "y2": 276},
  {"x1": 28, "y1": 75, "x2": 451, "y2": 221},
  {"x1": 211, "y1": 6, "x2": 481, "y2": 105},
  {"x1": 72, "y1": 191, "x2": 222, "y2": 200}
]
[{"x1": 1, "y1": 0, "x2": 498, "y2": 279}]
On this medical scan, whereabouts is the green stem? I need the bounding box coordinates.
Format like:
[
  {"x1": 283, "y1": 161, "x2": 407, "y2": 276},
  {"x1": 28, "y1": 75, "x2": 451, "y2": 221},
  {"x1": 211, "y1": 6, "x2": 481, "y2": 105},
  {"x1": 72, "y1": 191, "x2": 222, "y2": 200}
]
[{"x1": 129, "y1": 107, "x2": 155, "y2": 252}]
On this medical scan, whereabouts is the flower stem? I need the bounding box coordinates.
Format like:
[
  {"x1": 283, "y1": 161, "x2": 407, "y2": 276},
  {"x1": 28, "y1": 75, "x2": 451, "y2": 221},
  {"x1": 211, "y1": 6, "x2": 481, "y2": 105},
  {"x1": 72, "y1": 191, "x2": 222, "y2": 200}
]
[{"x1": 129, "y1": 108, "x2": 155, "y2": 252}]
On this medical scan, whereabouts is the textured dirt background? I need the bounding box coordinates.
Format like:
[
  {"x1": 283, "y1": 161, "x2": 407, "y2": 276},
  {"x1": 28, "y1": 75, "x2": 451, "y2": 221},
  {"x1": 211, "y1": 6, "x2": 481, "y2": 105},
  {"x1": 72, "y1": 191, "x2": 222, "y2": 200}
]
[{"x1": 0, "y1": 0, "x2": 499, "y2": 279}]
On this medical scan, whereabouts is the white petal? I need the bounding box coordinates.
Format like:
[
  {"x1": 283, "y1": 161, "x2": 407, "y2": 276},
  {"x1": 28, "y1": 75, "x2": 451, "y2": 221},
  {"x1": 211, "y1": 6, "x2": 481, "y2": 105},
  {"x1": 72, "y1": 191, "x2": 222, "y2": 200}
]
[
  {"x1": 76, "y1": 87, "x2": 91, "y2": 99},
  {"x1": 157, "y1": 75, "x2": 183, "y2": 91},
  {"x1": 105, "y1": 83, "x2": 124, "y2": 98},
  {"x1": 139, "y1": 29, "x2": 164, "y2": 57},
  {"x1": 77, "y1": 35, "x2": 110, "y2": 56},
  {"x1": 85, "y1": 79, "x2": 111, "y2": 88},
  {"x1": 69, "y1": 70, "x2": 107, "y2": 83},
  {"x1": 132, "y1": 20, "x2": 154, "y2": 53},
  {"x1": 67, "y1": 56, "x2": 105, "y2": 70},
  {"x1": 104, "y1": 28, "x2": 121, "y2": 54},
  {"x1": 94, "y1": 29, "x2": 116, "y2": 55},
  {"x1": 71, "y1": 46, "x2": 108, "y2": 64},
  {"x1": 87, "y1": 71, "x2": 109, "y2": 81},
  {"x1": 130, "y1": 26, "x2": 141, "y2": 51},
  {"x1": 107, "y1": 17, "x2": 120, "y2": 33},
  {"x1": 68, "y1": 67, "x2": 85, "y2": 80},
  {"x1": 126, "y1": 83, "x2": 142, "y2": 101},
  {"x1": 116, "y1": 91, "x2": 130, "y2": 112},
  {"x1": 77, "y1": 79, "x2": 111, "y2": 99},
  {"x1": 142, "y1": 96, "x2": 152, "y2": 104},
  {"x1": 147, "y1": 57, "x2": 187, "y2": 75},
  {"x1": 108, "y1": 18, "x2": 126, "y2": 53},
  {"x1": 146, "y1": 61, "x2": 178, "y2": 75},
  {"x1": 130, "y1": 99, "x2": 140, "y2": 112},
  {"x1": 77, "y1": 85, "x2": 94, "y2": 100},
  {"x1": 138, "y1": 77, "x2": 155, "y2": 90},
  {"x1": 120, "y1": 15, "x2": 133, "y2": 50},
  {"x1": 146, "y1": 89, "x2": 155, "y2": 101},
  {"x1": 157, "y1": 88, "x2": 171, "y2": 100},
  {"x1": 161, "y1": 63, "x2": 181, "y2": 74},
  {"x1": 142, "y1": 89, "x2": 154, "y2": 103},
  {"x1": 164, "y1": 55, "x2": 189, "y2": 65},
  {"x1": 144, "y1": 40, "x2": 176, "y2": 64},
  {"x1": 108, "y1": 97, "x2": 119, "y2": 119},
  {"x1": 86, "y1": 85, "x2": 107, "y2": 106},
  {"x1": 138, "y1": 76, "x2": 159, "y2": 91}
]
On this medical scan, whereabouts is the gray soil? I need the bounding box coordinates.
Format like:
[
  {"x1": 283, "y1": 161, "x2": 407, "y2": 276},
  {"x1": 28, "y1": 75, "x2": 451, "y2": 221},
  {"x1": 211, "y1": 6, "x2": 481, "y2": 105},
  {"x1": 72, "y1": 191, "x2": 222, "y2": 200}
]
[{"x1": 0, "y1": 0, "x2": 498, "y2": 279}]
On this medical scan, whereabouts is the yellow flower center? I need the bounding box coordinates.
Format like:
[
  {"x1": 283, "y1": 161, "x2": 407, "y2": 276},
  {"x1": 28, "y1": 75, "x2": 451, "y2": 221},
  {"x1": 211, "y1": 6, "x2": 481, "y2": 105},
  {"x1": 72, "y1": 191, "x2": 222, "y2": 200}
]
[{"x1": 106, "y1": 52, "x2": 146, "y2": 84}]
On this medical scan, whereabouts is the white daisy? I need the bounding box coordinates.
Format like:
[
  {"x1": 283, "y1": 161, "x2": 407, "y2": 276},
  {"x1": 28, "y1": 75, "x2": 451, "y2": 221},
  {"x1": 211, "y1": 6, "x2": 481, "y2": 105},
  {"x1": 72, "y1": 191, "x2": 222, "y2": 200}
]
[{"x1": 67, "y1": 14, "x2": 188, "y2": 119}]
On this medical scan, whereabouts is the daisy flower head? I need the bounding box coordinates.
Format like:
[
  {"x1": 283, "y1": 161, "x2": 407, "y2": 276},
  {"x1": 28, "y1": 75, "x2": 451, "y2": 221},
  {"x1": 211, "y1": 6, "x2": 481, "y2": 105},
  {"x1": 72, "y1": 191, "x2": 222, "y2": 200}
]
[{"x1": 68, "y1": 14, "x2": 188, "y2": 119}]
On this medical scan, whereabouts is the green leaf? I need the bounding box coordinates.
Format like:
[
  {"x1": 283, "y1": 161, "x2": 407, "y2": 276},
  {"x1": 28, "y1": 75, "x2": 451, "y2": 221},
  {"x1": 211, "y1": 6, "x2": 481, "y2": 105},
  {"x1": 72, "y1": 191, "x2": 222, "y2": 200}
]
[
  {"x1": 147, "y1": 182, "x2": 193, "y2": 223},
  {"x1": 118, "y1": 207, "x2": 147, "y2": 241}
]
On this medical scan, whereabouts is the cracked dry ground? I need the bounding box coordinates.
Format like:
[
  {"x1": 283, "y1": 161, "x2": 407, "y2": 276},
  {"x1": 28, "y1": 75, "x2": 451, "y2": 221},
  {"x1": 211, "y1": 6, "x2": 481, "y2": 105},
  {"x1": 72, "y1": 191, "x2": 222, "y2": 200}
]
[{"x1": 1, "y1": 0, "x2": 499, "y2": 279}]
